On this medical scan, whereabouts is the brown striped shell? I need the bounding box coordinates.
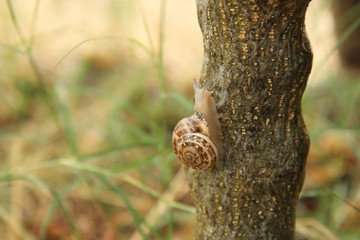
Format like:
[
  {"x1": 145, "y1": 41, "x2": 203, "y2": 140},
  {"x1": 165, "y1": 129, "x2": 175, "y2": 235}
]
[{"x1": 172, "y1": 112, "x2": 218, "y2": 170}]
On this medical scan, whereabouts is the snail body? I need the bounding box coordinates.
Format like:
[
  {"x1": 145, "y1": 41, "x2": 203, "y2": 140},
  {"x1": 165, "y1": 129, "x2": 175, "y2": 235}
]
[{"x1": 172, "y1": 81, "x2": 222, "y2": 170}]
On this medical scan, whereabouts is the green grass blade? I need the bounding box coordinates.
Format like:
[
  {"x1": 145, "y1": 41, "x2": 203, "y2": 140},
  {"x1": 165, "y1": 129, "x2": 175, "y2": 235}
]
[
  {"x1": 0, "y1": 43, "x2": 26, "y2": 55},
  {"x1": 0, "y1": 174, "x2": 80, "y2": 239},
  {"x1": 57, "y1": 159, "x2": 195, "y2": 213},
  {"x1": 6, "y1": 0, "x2": 27, "y2": 46},
  {"x1": 96, "y1": 174, "x2": 149, "y2": 240},
  {"x1": 78, "y1": 142, "x2": 155, "y2": 160},
  {"x1": 109, "y1": 152, "x2": 159, "y2": 173},
  {"x1": 39, "y1": 180, "x2": 81, "y2": 240},
  {"x1": 166, "y1": 211, "x2": 174, "y2": 240},
  {"x1": 22, "y1": 174, "x2": 80, "y2": 240},
  {"x1": 53, "y1": 36, "x2": 152, "y2": 70},
  {"x1": 313, "y1": 13, "x2": 360, "y2": 79},
  {"x1": 120, "y1": 174, "x2": 195, "y2": 214},
  {"x1": 167, "y1": 92, "x2": 193, "y2": 112},
  {"x1": 56, "y1": 84, "x2": 79, "y2": 156}
]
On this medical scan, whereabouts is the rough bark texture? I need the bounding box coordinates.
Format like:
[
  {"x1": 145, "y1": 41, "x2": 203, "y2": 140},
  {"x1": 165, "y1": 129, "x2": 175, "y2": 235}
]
[{"x1": 188, "y1": 1, "x2": 313, "y2": 239}]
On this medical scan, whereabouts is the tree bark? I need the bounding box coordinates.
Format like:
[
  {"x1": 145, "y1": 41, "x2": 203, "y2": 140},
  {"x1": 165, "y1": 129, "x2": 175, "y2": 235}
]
[{"x1": 188, "y1": 1, "x2": 313, "y2": 239}]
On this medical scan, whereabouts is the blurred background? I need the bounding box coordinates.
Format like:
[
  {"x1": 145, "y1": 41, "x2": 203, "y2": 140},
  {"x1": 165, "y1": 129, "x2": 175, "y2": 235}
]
[{"x1": 0, "y1": 0, "x2": 359, "y2": 239}]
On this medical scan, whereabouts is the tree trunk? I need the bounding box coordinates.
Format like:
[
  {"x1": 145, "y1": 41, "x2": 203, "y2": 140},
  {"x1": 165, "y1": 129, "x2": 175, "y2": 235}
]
[{"x1": 188, "y1": 1, "x2": 313, "y2": 239}]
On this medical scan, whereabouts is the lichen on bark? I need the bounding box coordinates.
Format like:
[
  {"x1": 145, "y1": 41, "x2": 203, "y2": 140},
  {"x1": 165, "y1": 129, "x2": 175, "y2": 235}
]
[{"x1": 187, "y1": 0, "x2": 313, "y2": 239}]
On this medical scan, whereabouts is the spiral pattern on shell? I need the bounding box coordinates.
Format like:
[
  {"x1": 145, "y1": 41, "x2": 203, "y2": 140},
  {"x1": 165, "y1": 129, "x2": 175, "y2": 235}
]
[{"x1": 172, "y1": 112, "x2": 218, "y2": 170}]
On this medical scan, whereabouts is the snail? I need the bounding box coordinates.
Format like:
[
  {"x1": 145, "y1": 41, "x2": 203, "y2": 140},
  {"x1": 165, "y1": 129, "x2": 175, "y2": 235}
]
[{"x1": 172, "y1": 80, "x2": 223, "y2": 170}]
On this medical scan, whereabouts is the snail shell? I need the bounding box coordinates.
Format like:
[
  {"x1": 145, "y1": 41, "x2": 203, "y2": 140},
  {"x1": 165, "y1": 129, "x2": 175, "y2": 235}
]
[{"x1": 172, "y1": 112, "x2": 218, "y2": 170}]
